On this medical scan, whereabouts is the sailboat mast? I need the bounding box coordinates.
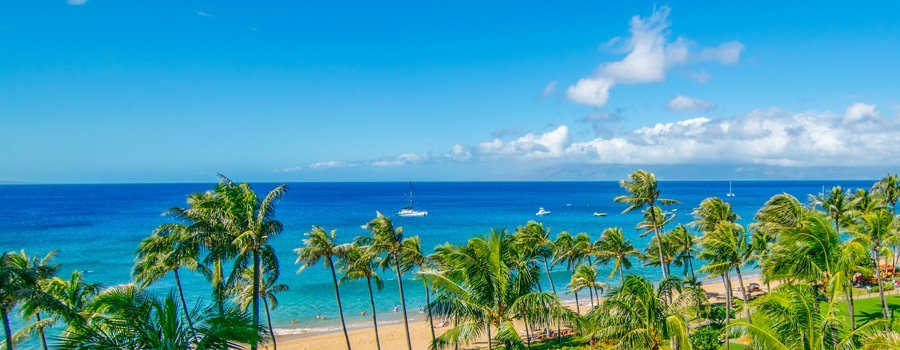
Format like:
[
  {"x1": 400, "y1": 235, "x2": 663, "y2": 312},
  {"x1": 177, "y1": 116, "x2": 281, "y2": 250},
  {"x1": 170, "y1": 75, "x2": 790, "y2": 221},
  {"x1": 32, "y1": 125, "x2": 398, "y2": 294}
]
[{"x1": 408, "y1": 180, "x2": 414, "y2": 209}]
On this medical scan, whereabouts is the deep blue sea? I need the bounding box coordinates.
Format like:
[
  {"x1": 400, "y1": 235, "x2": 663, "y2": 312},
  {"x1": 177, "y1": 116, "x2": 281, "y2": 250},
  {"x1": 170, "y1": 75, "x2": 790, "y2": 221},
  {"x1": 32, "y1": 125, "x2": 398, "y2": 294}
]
[{"x1": 0, "y1": 180, "x2": 876, "y2": 347}]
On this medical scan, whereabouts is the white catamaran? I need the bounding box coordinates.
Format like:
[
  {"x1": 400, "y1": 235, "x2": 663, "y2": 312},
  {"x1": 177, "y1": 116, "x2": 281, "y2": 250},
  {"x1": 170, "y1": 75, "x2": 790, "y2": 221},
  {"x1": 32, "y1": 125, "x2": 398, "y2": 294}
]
[
  {"x1": 726, "y1": 181, "x2": 735, "y2": 197},
  {"x1": 397, "y1": 181, "x2": 428, "y2": 217}
]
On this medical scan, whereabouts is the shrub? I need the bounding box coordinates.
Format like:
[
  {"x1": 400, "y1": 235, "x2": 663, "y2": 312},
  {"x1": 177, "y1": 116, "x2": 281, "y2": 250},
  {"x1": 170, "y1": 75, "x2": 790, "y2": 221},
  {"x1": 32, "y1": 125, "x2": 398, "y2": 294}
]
[{"x1": 690, "y1": 324, "x2": 723, "y2": 350}]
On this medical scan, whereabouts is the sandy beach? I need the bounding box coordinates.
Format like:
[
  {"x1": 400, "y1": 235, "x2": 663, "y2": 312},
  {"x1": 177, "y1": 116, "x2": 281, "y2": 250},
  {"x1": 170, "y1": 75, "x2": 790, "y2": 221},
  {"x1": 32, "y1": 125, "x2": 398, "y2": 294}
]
[{"x1": 271, "y1": 274, "x2": 768, "y2": 350}]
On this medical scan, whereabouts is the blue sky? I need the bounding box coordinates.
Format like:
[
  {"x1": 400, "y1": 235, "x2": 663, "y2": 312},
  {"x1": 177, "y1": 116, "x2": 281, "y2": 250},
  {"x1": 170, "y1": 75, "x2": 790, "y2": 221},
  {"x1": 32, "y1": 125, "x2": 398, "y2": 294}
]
[{"x1": 2, "y1": 1, "x2": 900, "y2": 183}]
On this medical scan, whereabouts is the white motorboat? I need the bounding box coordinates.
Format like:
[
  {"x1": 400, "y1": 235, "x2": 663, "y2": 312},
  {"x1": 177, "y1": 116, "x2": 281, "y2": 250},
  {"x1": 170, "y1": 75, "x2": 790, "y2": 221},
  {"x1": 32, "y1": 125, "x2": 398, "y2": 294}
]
[
  {"x1": 397, "y1": 181, "x2": 428, "y2": 217},
  {"x1": 536, "y1": 207, "x2": 551, "y2": 216}
]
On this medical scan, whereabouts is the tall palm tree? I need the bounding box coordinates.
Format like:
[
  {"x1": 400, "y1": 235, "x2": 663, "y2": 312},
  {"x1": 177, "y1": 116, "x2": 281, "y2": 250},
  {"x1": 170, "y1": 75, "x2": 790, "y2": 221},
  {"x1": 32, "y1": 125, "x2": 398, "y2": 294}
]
[
  {"x1": 567, "y1": 265, "x2": 604, "y2": 309},
  {"x1": 424, "y1": 229, "x2": 574, "y2": 350},
  {"x1": 515, "y1": 221, "x2": 559, "y2": 298},
  {"x1": 219, "y1": 181, "x2": 287, "y2": 350},
  {"x1": 133, "y1": 225, "x2": 204, "y2": 344},
  {"x1": 614, "y1": 170, "x2": 680, "y2": 279},
  {"x1": 553, "y1": 231, "x2": 585, "y2": 313},
  {"x1": 338, "y1": 244, "x2": 384, "y2": 350},
  {"x1": 698, "y1": 221, "x2": 753, "y2": 324},
  {"x1": 594, "y1": 227, "x2": 639, "y2": 283},
  {"x1": 579, "y1": 275, "x2": 691, "y2": 349},
  {"x1": 165, "y1": 181, "x2": 239, "y2": 318},
  {"x1": 11, "y1": 251, "x2": 58, "y2": 350},
  {"x1": 1, "y1": 251, "x2": 56, "y2": 350},
  {"x1": 360, "y1": 213, "x2": 413, "y2": 350},
  {"x1": 668, "y1": 225, "x2": 697, "y2": 280},
  {"x1": 41, "y1": 270, "x2": 100, "y2": 332},
  {"x1": 231, "y1": 257, "x2": 287, "y2": 350},
  {"x1": 400, "y1": 236, "x2": 438, "y2": 346},
  {"x1": 295, "y1": 226, "x2": 352, "y2": 350},
  {"x1": 643, "y1": 232, "x2": 678, "y2": 279},
  {"x1": 852, "y1": 208, "x2": 895, "y2": 325},
  {"x1": 874, "y1": 174, "x2": 900, "y2": 273}
]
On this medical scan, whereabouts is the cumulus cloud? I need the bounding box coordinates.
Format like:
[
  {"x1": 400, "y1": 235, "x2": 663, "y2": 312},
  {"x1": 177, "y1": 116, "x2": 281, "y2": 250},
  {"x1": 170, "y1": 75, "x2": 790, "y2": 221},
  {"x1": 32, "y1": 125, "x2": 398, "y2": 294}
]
[
  {"x1": 300, "y1": 103, "x2": 900, "y2": 171},
  {"x1": 667, "y1": 95, "x2": 716, "y2": 112},
  {"x1": 843, "y1": 102, "x2": 879, "y2": 123},
  {"x1": 566, "y1": 6, "x2": 744, "y2": 107}
]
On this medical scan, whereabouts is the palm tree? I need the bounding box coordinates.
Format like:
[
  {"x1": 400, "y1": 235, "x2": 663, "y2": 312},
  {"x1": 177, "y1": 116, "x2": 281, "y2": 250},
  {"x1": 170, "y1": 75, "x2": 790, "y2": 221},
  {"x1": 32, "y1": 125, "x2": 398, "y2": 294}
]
[
  {"x1": 698, "y1": 221, "x2": 753, "y2": 324},
  {"x1": 40, "y1": 270, "x2": 100, "y2": 331},
  {"x1": 874, "y1": 174, "x2": 900, "y2": 274},
  {"x1": 165, "y1": 181, "x2": 239, "y2": 318},
  {"x1": 730, "y1": 284, "x2": 884, "y2": 350},
  {"x1": 567, "y1": 264, "x2": 604, "y2": 309},
  {"x1": 360, "y1": 213, "x2": 413, "y2": 350},
  {"x1": 231, "y1": 258, "x2": 287, "y2": 350},
  {"x1": 515, "y1": 221, "x2": 559, "y2": 298},
  {"x1": 400, "y1": 236, "x2": 437, "y2": 346},
  {"x1": 852, "y1": 208, "x2": 895, "y2": 325},
  {"x1": 643, "y1": 231, "x2": 678, "y2": 279},
  {"x1": 553, "y1": 231, "x2": 584, "y2": 313},
  {"x1": 1, "y1": 251, "x2": 56, "y2": 350},
  {"x1": 338, "y1": 244, "x2": 384, "y2": 350},
  {"x1": 133, "y1": 225, "x2": 204, "y2": 344},
  {"x1": 59, "y1": 284, "x2": 260, "y2": 349},
  {"x1": 752, "y1": 193, "x2": 804, "y2": 237},
  {"x1": 763, "y1": 213, "x2": 870, "y2": 331},
  {"x1": 614, "y1": 170, "x2": 680, "y2": 279},
  {"x1": 10, "y1": 251, "x2": 58, "y2": 350},
  {"x1": 594, "y1": 227, "x2": 639, "y2": 283},
  {"x1": 219, "y1": 181, "x2": 287, "y2": 350},
  {"x1": 668, "y1": 225, "x2": 697, "y2": 280},
  {"x1": 424, "y1": 229, "x2": 574, "y2": 349},
  {"x1": 295, "y1": 226, "x2": 352, "y2": 350},
  {"x1": 580, "y1": 275, "x2": 691, "y2": 349}
]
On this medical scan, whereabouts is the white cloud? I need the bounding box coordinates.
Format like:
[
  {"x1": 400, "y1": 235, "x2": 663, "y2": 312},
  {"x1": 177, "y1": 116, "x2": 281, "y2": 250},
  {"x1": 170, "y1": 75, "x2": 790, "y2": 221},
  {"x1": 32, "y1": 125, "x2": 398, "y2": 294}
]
[
  {"x1": 843, "y1": 102, "x2": 879, "y2": 123},
  {"x1": 309, "y1": 161, "x2": 349, "y2": 169},
  {"x1": 196, "y1": 10, "x2": 213, "y2": 17},
  {"x1": 477, "y1": 125, "x2": 571, "y2": 159},
  {"x1": 541, "y1": 81, "x2": 558, "y2": 97},
  {"x1": 67, "y1": 0, "x2": 88, "y2": 5},
  {"x1": 566, "y1": 78, "x2": 615, "y2": 106},
  {"x1": 302, "y1": 103, "x2": 899, "y2": 171},
  {"x1": 566, "y1": 6, "x2": 743, "y2": 107},
  {"x1": 667, "y1": 95, "x2": 716, "y2": 112}
]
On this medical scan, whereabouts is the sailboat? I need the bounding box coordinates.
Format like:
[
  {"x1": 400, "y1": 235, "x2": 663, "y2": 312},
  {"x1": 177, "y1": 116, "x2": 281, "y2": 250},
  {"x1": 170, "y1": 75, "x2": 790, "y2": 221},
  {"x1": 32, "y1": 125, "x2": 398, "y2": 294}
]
[
  {"x1": 726, "y1": 181, "x2": 735, "y2": 197},
  {"x1": 397, "y1": 181, "x2": 428, "y2": 217}
]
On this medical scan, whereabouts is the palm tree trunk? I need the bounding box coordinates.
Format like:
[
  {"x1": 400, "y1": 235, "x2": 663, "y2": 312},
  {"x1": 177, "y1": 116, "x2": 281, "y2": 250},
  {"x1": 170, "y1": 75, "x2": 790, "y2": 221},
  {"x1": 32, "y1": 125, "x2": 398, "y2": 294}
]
[
  {"x1": 648, "y1": 204, "x2": 668, "y2": 279},
  {"x1": 619, "y1": 264, "x2": 625, "y2": 284},
  {"x1": 723, "y1": 272, "x2": 731, "y2": 350},
  {"x1": 173, "y1": 269, "x2": 199, "y2": 344},
  {"x1": 543, "y1": 258, "x2": 558, "y2": 296},
  {"x1": 36, "y1": 312, "x2": 47, "y2": 350},
  {"x1": 263, "y1": 296, "x2": 277, "y2": 350},
  {"x1": 425, "y1": 284, "x2": 436, "y2": 347},
  {"x1": 327, "y1": 256, "x2": 352, "y2": 350},
  {"x1": 734, "y1": 266, "x2": 752, "y2": 324},
  {"x1": 846, "y1": 285, "x2": 856, "y2": 331},
  {"x1": 365, "y1": 276, "x2": 382, "y2": 350},
  {"x1": 486, "y1": 324, "x2": 492, "y2": 350},
  {"x1": 524, "y1": 315, "x2": 532, "y2": 348},
  {"x1": 874, "y1": 249, "x2": 890, "y2": 325},
  {"x1": 535, "y1": 280, "x2": 551, "y2": 335},
  {"x1": 573, "y1": 288, "x2": 581, "y2": 314},
  {"x1": 538, "y1": 256, "x2": 559, "y2": 340},
  {"x1": 2, "y1": 308, "x2": 13, "y2": 350},
  {"x1": 215, "y1": 259, "x2": 225, "y2": 317},
  {"x1": 252, "y1": 253, "x2": 261, "y2": 350},
  {"x1": 588, "y1": 286, "x2": 595, "y2": 308},
  {"x1": 393, "y1": 255, "x2": 413, "y2": 350}
]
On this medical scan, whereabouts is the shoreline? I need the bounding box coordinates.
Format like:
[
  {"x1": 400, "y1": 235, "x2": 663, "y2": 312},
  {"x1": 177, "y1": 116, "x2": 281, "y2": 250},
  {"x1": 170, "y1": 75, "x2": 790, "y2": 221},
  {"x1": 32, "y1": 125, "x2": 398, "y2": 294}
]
[{"x1": 269, "y1": 274, "x2": 768, "y2": 350}]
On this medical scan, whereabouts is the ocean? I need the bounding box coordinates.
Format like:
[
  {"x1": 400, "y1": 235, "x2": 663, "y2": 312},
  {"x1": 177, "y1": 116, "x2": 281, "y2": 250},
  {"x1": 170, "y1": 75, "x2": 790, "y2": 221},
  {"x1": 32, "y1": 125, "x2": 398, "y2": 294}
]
[{"x1": 0, "y1": 180, "x2": 875, "y2": 347}]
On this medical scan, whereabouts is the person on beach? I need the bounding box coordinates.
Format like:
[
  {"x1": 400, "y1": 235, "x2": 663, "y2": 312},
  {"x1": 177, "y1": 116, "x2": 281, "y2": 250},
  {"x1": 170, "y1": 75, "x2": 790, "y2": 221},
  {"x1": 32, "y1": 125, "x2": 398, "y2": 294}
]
[{"x1": 361, "y1": 310, "x2": 367, "y2": 316}]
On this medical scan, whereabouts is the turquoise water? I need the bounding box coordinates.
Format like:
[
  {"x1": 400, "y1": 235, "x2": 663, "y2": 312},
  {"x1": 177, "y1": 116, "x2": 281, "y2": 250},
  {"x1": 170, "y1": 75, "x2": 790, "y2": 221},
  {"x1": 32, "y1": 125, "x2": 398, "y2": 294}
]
[{"x1": 0, "y1": 180, "x2": 874, "y2": 347}]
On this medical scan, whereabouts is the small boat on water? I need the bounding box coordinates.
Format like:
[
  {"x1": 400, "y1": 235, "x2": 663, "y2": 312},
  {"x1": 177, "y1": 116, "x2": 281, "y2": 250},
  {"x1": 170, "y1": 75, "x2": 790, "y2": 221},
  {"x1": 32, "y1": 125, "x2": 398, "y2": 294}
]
[
  {"x1": 536, "y1": 207, "x2": 551, "y2": 216},
  {"x1": 593, "y1": 212, "x2": 607, "y2": 217},
  {"x1": 397, "y1": 181, "x2": 428, "y2": 217},
  {"x1": 726, "y1": 181, "x2": 735, "y2": 197}
]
